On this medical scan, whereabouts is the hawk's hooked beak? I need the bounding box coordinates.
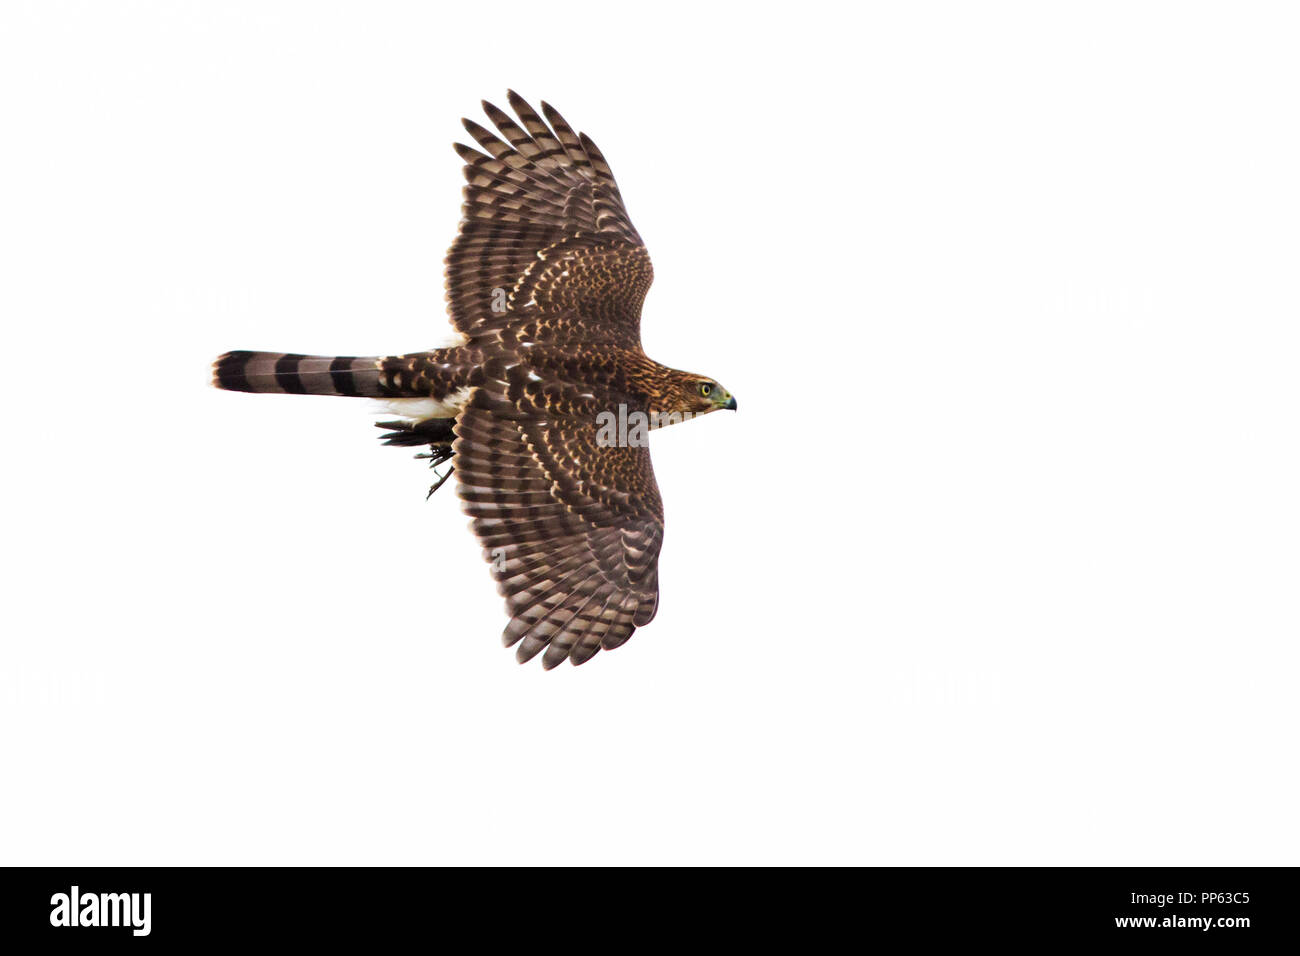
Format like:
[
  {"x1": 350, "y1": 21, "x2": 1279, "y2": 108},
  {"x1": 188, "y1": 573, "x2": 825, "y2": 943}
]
[{"x1": 723, "y1": 395, "x2": 737, "y2": 411}]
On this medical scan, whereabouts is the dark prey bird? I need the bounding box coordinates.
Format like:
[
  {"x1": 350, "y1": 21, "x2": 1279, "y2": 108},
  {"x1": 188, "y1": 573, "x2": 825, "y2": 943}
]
[{"x1": 213, "y1": 92, "x2": 736, "y2": 668}]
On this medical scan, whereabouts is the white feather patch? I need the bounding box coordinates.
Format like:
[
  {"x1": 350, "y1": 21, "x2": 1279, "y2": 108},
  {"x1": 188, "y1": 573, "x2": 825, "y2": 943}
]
[
  {"x1": 374, "y1": 387, "x2": 472, "y2": 422},
  {"x1": 429, "y1": 327, "x2": 470, "y2": 348}
]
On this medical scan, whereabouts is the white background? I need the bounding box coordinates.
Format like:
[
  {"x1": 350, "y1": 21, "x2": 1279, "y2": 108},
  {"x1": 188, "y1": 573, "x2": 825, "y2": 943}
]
[{"x1": 1, "y1": 1, "x2": 1297, "y2": 865}]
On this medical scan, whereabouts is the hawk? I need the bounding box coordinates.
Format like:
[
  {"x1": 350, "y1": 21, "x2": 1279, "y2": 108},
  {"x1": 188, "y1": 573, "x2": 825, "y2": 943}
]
[{"x1": 213, "y1": 92, "x2": 736, "y2": 668}]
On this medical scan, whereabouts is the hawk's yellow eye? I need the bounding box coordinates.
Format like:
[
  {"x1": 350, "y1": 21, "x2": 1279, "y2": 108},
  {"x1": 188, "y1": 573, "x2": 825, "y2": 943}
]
[{"x1": 699, "y1": 383, "x2": 713, "y2": 397}]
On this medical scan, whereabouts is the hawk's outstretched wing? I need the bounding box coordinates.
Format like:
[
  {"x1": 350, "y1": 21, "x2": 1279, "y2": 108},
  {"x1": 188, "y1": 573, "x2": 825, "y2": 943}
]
[
  {"x1": 455, "y1": 387, "x2": 663, "y2": 668},
  {"x1": 445, "y1": 91, "x2": 653, "y2": 347},
  {"x1": 448, "y1": 95, "x2": 666, "y2": 667}
]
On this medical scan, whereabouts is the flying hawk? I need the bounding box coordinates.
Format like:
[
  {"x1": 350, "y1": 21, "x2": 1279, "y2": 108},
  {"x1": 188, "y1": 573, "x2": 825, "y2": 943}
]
[{"x1": 213, "y1": 92, "x2": 736, "y2": 668}]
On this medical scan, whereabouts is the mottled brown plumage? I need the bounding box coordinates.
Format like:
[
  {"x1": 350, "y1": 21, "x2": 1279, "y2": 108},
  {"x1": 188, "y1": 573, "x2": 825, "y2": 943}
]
[{"x1": 213, "y1": 93, "x2": 735, "y2": 668}]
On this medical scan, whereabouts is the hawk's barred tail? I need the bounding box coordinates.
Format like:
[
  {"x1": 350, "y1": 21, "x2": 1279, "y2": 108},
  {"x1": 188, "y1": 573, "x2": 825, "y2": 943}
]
[{"x1": 212, "y1": 351, "x2": 421, "y2": 398}]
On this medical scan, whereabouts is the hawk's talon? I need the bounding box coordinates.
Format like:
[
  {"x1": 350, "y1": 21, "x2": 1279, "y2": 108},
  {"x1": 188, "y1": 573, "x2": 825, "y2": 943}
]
[{"x1": 427, "y1": 465, "x2": 454, "y2": 499}]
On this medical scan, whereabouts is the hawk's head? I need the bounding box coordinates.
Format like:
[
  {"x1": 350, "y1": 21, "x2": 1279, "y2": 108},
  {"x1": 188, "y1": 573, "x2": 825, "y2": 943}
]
[{"x1": 657, "y1": 374, "x2": 737, "y2": 422}]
